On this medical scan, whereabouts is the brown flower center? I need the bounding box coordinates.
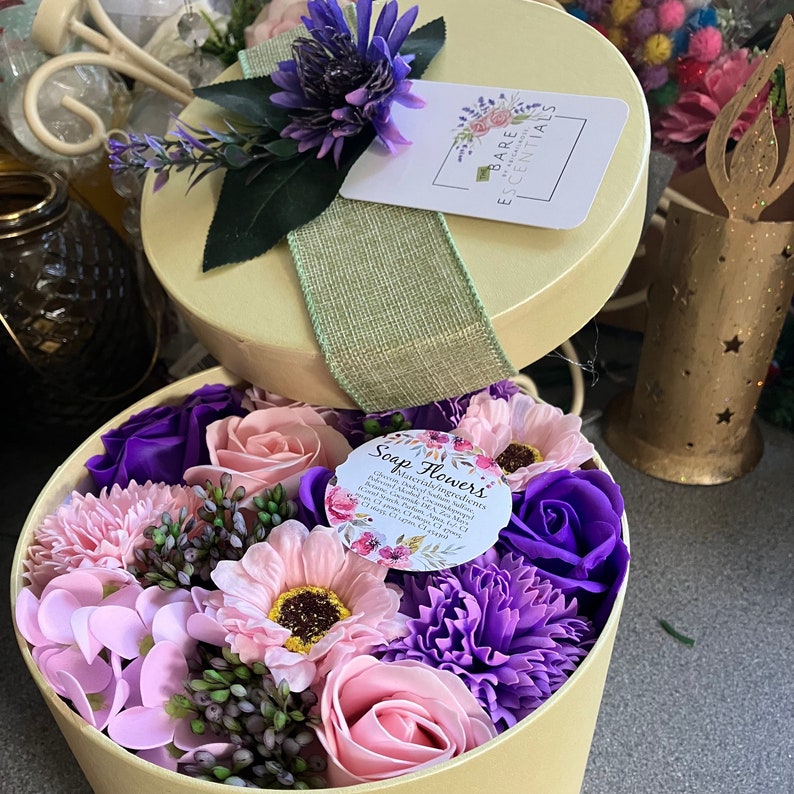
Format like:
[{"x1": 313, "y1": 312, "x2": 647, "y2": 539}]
[
  {"x1": 268, "y1": 585, "x2": 351, "y2": 654},
  {"x1": 496, "y1": 441, "x2": 544, "y2": 474}
]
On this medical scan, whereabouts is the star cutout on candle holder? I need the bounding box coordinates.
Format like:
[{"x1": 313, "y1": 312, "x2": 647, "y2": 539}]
[
  {"x1": 723, "y1": 335, "x2": 743, "y2": 353},
  {"x1": 716, "y1": 407, "x2": 734, "y2": 424}
]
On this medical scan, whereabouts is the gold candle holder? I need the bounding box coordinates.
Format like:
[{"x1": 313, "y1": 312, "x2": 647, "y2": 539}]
[{"x1": 604, "y1": 16, "x2": 794, "y2": 484}]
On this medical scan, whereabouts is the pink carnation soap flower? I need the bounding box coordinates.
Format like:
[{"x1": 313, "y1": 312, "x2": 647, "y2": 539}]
[
  {"x1": 23, "y1": 481, "x2": 199, "y2": 596},
  {"x1": 316, "y1": 655, "x2": 497, "y2": 785},
  {"x1": 183, "y1": 405, "x2": 352, "y2": 503},
  {"x1": 197, "y1": 520, "x2": 407, "y2": 692},
  {"x1": 453, "y1": 392, "x2": 595, "y2": 491}
]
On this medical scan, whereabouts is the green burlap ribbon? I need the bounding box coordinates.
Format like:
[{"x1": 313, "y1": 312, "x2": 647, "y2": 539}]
[{"x1": 239, "y1": 18, "x2": 515, "y2": 411}]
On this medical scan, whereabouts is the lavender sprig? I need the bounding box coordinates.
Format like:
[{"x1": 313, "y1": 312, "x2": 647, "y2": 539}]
[{"x1": 107, "y1": 119, "x2": 299, "y2": 192}]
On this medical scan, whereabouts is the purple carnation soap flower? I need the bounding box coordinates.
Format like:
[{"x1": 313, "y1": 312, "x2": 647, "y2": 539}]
[
  {"x1": 500, "y1": 468, "x2": 629, "y2": 632},
  {"x1": 269, "y1": 0, "x2": 425, "y2": 164},
  {"x1": 86, "y1": 384, "x2": 247, "y2": 492},
  {"x1": 379, "y1": 548, "x2": 592, "y2": 732}
]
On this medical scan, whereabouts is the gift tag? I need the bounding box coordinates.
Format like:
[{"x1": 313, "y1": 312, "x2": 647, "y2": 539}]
[
  {"x1": 340, "y1": 80, "x2": 629, "y2": 230},
  {"x1": 325, "y1": 430, "x2": 512, "y2": 571}
]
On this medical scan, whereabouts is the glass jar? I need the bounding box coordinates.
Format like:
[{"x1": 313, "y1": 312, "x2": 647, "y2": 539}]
[{"x1": 0, "y1": 170, "x2": 156, "y2": 439}]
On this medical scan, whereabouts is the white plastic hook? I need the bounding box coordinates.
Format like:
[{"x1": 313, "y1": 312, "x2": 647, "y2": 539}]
[{"x1": 23, "y1": 0, "x2": 195, "y2": 156}]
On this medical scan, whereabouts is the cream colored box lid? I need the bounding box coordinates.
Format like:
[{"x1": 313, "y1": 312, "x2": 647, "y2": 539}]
[{"x1": 141, "y1": 0, "x2": 650, "y2": 409}]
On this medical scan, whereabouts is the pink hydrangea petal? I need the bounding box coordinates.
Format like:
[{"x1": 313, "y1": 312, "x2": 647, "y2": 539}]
[
  {"x1": 14, "y1": 587, "x2": 48, "y2": 647},
  {"x1": 138, "y1": 641, "x2": 188, "y2": 707},
  {"x1": 173, "y1": 717, "x2": 211, "y2": 751},
  {"x1": 70, "y1": 606, "x2": 104, "y2": 662},
  {"x1": 152, "y1": 601, "x2": 197, "y2": 656},
  {"x1": 37, "y1": 590, "x2": 83, "y2": 644},
  {"x1": 136, "y1": 585, "x2": 192, "y2": 628},
  {"x1": 186, "y1": 611, "x2": 228, "y2": 646},
  {"x1": 40, "y1": 646, "x2": 112, "y2": 697},
  {"x1": 107, "y1": 705, "x2": 176, "y2": 750},
  {"x1": 137, "y1": 745, "x2": 180, "y2": 771},
  {"x1": 101, "y1": 581, "x2": 144, "y2": 608},
  {"x1": 121, "y1": 654, "x2": 145, "y2": 707},
  {"x1": 88, "y1": 606, "x2": 148, "y2": 659},
  {"x1": 58, "y1": 665, "x2": 130, "y2": 731}
]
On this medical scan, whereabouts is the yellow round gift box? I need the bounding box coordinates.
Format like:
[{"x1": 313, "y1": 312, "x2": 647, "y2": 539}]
[
  {"x1": 141, "y1": 0, "x2": 650, "y2": 409},
  {"x1": 11, "y1": 367, "x2": 630, "y2": 794}
]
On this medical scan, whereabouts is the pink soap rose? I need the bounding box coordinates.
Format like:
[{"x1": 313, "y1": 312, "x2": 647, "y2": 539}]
[
  {"x1": 183, "y1": 406, "x2": 352, "y2": 503},
  {"x1": 316, "y1": 655, "x2": 497, "y2": 785}
]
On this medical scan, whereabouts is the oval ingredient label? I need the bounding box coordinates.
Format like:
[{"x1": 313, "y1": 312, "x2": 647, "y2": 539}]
[{"x1": 325, "y1": 429, "x2": 512, "y2": 571}]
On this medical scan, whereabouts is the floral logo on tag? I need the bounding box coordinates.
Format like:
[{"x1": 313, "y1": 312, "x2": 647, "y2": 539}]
[{"x1": 452, "y1": 94, "x2": 545, "y2": 162}]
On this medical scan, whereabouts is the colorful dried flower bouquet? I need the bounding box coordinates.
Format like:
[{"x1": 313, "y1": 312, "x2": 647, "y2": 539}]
[{"x1": 15, "y1": 377, "x2": 629, "y2": 789}]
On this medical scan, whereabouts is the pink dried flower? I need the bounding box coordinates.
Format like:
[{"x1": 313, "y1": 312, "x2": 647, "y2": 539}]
[
  {"x1": 654, "y1": 49, "x2": 768, "y2": 155},
  {"x1": 24, "y1": 481, "x2": 199, "y2": 596}
]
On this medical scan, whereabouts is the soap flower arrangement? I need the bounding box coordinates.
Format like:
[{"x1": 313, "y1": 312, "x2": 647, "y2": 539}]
[{"x1": 15, "y1": 377, "x2": 629, "y2": 788}]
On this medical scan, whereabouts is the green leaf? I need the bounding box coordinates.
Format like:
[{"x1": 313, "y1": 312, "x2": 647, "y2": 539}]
[
  {"x1": 400, "y1": 17, "x2": 446, "y2": 79},
  {"x1": 658, "y1": 619, "x2": 696, "y2": 647},
  {"x1": 263, "y1": 138, "x2": 300, "y2": 158},
  {"x1": 202, "y1": 129, "x2": 374, "y2": 271},
  {"x1": 194, "y1": 77, "x2": 282, "y2": 128}
]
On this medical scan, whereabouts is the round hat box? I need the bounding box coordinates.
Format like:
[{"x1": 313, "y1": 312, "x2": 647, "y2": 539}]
[
  {"x1": 12, "y1": 367, "x2": 629, "y2": 794},
  {"x1": 141, "y1": 0, "x2": 650, "y2": 408}
]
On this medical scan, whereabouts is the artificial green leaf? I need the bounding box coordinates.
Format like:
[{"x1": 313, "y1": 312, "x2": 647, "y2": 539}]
[
  {"x1": 263, "y1": 138, "x2": 300, "y2": 157},
  {"x1": 193, "y1": 77, "x2": 281, "y2": 128},
  {"x1": 202, "y1": 129, "x2": 374, "y2": 270},
  {"x1": 400, "y1": 17, "x2": 446, "y2": 79}
]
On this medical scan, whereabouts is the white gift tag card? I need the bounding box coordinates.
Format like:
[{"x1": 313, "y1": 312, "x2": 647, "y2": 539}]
[
  {"x1": 325, "y1": 430, "x2": 512, "y2": 572},
  {"x1": 340, "y1": 80, "x2": 629, "y2": 229}
]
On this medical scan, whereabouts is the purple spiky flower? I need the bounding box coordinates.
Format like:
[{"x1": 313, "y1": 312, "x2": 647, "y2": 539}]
[{"x1": 269, "y1": 0, "x2": 426, "y2": 165}]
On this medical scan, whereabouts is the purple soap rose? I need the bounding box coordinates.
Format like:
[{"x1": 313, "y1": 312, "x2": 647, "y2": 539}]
[
  {"x1": 86, "y1": 383, "x2": 246, "y2": 491},
  {"x1": 499, "y1": 468, "x2": 629, "y2": 631},
  {"x1": 294, "y1": 466, "x2": 335, "y2": 527}
]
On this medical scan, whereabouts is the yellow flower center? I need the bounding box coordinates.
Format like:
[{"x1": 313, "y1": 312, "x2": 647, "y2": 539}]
[
  {"x1": 496, "y1": 441, "x2": 544, "y2": 474},
  {"x1": 268, "y1": 585, "x2": 351, "y2": 654}
]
